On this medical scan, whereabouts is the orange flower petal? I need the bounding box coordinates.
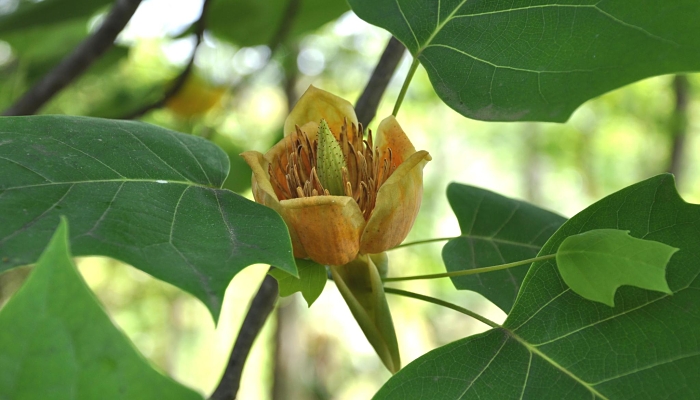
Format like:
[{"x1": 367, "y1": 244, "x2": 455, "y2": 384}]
[
  {"x1": 360, "y1": 150, "x2": 431, "y2": 254},
  {"x1": 284, "y1": 86, "x2": 358, "y2": 138},
  {"x1": 241, "y1": 150, "x2": 308, "y2": 259},
  {"x1": 279, "y1": 196, "x2": 366, "y2": 266},
  {"x1": 373, "y1": 116, "x2": 416, "y2": 166}
]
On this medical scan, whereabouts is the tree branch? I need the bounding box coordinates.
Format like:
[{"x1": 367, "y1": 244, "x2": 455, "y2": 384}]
[
  {"x1": 120, "y1": 0, "x2": 213, "y2": 119},
  {"x1": 209, "y1": 273, "x2": 279, "y2": 400},
  {"x1": 354, "y1": 36, "x2": 406, "y2": 128},
  {"x1": 2, "y1": 0, "x2": 143, "y2": 116},
  {"x1": 123, "y1": 0, "x2": 299, "y2": 120}
]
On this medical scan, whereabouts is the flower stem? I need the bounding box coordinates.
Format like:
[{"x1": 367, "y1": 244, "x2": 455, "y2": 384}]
[
  {"x1": 390, "y1": 236, "x2": 456, "y2": 250},
  {"x1": 384, "y1": 287, "x2": 500, "y2": 328},
  {"x1": 392, "y1": 57, "x2": 420, "y2": 117},
  {"x1": 382, "y1": 254, "x2": 556, "y2": 283}
]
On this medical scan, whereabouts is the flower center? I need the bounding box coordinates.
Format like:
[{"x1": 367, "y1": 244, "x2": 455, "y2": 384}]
[{"x1": 268, "y1": 119, "x2": 397, "y2": 220}]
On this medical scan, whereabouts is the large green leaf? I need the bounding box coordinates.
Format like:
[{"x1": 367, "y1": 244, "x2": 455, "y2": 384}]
[
  {"x1": 376, "y1": 174, "x2": 700, "y2": 399},
  {"x1": 348, "y1": 0, "x2": 700, "y2": 122},
  {"x1": 0, "y1": 116, "x2": 296, "y2": 319},
  {"x1": 442, "y1": 183, "x2": 565, "y2": 312},
  {"x1": 0, "y1": 0, "x2": 111, "y2": 34},
  {"x1": 557, "y1": 229, "x2": 676, "y2": 306},
  {"x1": 208, "y1": 0, "x2": 349, "y2": 47},
  {"x1": 0, "y1": 218, "x2": 202, "y2": 400}
]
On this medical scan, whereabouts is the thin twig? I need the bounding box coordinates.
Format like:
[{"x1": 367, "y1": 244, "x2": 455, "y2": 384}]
[
  {"x1": 354, "y1": 36, "x2": 406, "y2": 128},
  {"x1": 120, "y1": 0, "x2": 213, "y2": 119},
  {"x1": 209, "y1": 273, "x2": 279, "y2": 400},
  {"x1": 2, "y1": 0, "x2": 143, "y2": 116}
]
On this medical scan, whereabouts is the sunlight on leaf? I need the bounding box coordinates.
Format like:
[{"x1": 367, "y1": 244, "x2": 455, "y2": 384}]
[{"x1": 557, "y1": 229, "x2": 676, "y2": 306}]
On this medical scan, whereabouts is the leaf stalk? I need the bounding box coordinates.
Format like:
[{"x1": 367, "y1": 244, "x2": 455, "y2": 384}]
[
  {"x1": 382, "y1": 254, "x2": 555, "y2": 282},
  {"x1": 392, "y1": 57, "x2": 420, "y2": 117}
]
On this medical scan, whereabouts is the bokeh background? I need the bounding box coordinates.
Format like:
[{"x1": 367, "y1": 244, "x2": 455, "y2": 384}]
[{"x1": 1, "y1": 0, "x2": 699, "y2": 399}]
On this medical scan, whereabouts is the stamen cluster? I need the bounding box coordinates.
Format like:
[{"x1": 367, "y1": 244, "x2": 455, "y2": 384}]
[{"x1": 269, "y1": 120, "x2": 397, "y2": 220}]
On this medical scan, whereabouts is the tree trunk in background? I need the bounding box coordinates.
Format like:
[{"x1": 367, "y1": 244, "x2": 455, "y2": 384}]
[
  {"x1": 667, "y1": 75, "x2": 690, "y2": 179},
  {"x1": 271, "y1": 297, "x2": 310, "y2": 400},
  {"x1": 522, "y1": 123, "x2": 543, "y2": 205}
]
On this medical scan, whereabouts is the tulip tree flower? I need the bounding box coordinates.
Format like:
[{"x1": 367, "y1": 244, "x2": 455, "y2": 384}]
[
  {"x1": 241, "y1": 85, "x2": 430, "y2": 373},
  {"x1": 242, "y1": 85, "x2": 431, "y2": 266}
]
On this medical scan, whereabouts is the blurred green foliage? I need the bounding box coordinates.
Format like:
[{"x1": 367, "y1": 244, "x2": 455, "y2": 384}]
[{"x1": 0, "y1": 1, "x2": 699, "y2": 398}]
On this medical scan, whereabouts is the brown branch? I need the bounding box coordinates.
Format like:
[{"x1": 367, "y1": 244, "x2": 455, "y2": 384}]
[
  {"x1": 209, "y1": 273, "x2": 279, "y2": 400},
  {"x1": 2, "y1": 0, "x2": 143, "y2": 116},
  {"x1": 667, "y1": 74, "x2": 690, "y2": 178},
  {"x1": 354, "y1": 36, "x2": 406, "y2": 128},
  {"x1": 120, "y1": 0, "x2": 213, "y2": 119}
]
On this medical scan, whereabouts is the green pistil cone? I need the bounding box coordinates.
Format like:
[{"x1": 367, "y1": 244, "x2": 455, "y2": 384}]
[{"x1": 316, "y1": 119, "x2": 347, "y2": 196}]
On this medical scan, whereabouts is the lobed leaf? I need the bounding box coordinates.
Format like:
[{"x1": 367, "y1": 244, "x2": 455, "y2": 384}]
[
  {"x1": 443, "y1": 183, "x2": 565, "y2": 312},
  {"x1": 0, "y1": 116, "x2": 296, "y2": 319},
  {"x1": 348, "y1": 0, "x2": 700, "y2": 122},
  {"x1": 377, "y1": 175, "x2": 700, "y2": 399},
  {"x1": 0, "y1": 218, "x2": 202, "y2": 400},
  {"x1": 556, "y1": 229, "x2": 676, "y2": 306}
]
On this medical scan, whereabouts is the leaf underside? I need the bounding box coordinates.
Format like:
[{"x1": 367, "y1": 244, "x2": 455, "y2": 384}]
[
  {"x1": 348, "y1": 0, "x2": 700, "y2": 122},
  {"x1": 0, "y1": 116, "x2": 296, "y2": 319},
  {"x1": 377, "y1": 174, "x2": 700, "y2": 399},
  {"x1": 443, "y1": 183, "x2": 566, "y2": 312},
  {"x1": 0, "y1": 218, "x2": 202, "y2": 400}
]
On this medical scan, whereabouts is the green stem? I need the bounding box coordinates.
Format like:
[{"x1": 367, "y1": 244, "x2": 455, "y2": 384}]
[
  {"x1": 382, "y1": 254, "x2": 556, "y2": 283},
  {"x1": 384, "y1": 287, "x2": 500, "y2": 328},
  {"x1": 390, "y1": 236, "x2": 455, "y2": 250},
  {"x1": 392, "y1": 57, "x2": 420, "y2": 117}
]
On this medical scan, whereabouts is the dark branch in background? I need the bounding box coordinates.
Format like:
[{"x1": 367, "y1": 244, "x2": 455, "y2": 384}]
[
  {"x1": 268, "y1": 0, "x2": 301, "y2": 52},
  {"x1": 2, "y1": 0, "x2": 143, "y2": 116},
  {"x1": 123, "y1": 0, "x2": 300, "y2": 120},
  {"x1": 667, "y1": 75, "x2": 690, "y2": 178},
  {"x1": 354, "y1": 36, "x2": 406, "y2": 128},
  {"x1": 120, "y1": 0, "x2": 213, "y2": 119},
  {"x1": 209, "y1": 274, "x2": 279, "y2": 400}
]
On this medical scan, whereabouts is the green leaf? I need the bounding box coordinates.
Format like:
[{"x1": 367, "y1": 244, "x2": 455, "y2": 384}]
[
  {"x1": 0, "y1": 116, "x2": 296, "y2": 319},
  {"x1": 557, "y1": 229, "x2": 676, "y2": 306},
  {"x1": 208, "y1": 0, "x2": 349, "y2": 47},
  {"x1": 269, "y1": 258, "x2": 327, "y2": 306},
  {"x1": 0, "y1": 218, "x2": 202, "y2": 400},
  {"x1": 348, "y1": 0, "x2": 700, "y2": 122},
  {"x1": 442, "y1": 183, "x2": 566, "y2": 312},
  {"x1": 0, "y1": 0, "x2": 112, "y2": 34},
  {"x1": 376, "y1": 175, "x2": 700, "y2": 399}
]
